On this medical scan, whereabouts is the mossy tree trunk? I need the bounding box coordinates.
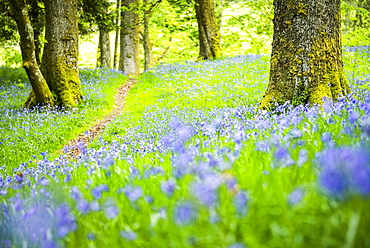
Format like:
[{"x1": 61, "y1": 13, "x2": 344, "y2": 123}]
[
  {"x1": 41, "y1": 0, "x2": 82, "y2": 107},
  {"x1": 8, "y1": 0, "x2": 54, "y2": 107},
  {"x1": 143, "y1": 0, "x2": 154, "y2": 71},
  {"x1": 260, "y1": 0, "x2": 350, "y2": 110},
  {"x1": 119, "y1": 0, "x2": 140, "y2": 76},
  {"x1": 194, "y1": 0, "x2": 222, "y2": 60}
]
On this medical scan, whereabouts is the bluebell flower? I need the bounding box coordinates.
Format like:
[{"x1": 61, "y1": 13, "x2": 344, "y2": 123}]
[
  {"x1": 38, "y1": 178, "x2": 49, "y2": 186},
  {"x1": 87, "y1": 232, "x2": 96, "y2": 240},
  {"x1": 104, "y1": 199, "x2": 119, "y2": 219},
  {"x1": 191, "y1": 181, "x2": 218, "y2": 206},
  {"x1": 64, "y1": 173, "x2": 72, "y2": 183},
  {"x1": 41, "y1": 240, "x2": 60, "y2": 248},
  {"x1": 161, "y1": 178, "x2": 176, "y2": 197},
  {"x1": 76, "y1": 140, "x2": 86, "y2": 154},
  {"x1": 297, "y1": 149, "x2": 308, "y2": 167},
  {"x1": 174, "y1": 201, "x2": 197, "y2": 226},
  {"x1": 291, "y1": 128, "x2": 303, "y2": 138},
  {"x1": 102, "y1": 155, "x2": 114, "y2": 169},
  {"x1": 91, "y1": 184, "x2": 109, "y2": 200},
  {"x1": 70, "y1": 186, "x2": 82, "y2": 201},
  {"x1": 90, "y1": 201, "x2": 100, "y2": 211},
  {"x1": 54, "y1": 204, "x2": 76, "y2": 238},
  {"x1": 77, "y1": 199, "x2": 90, "y2": 214},
  {"x1": 318, "y1": 147, "x2": 370, "y2": 198},
  {"x1": 321, "y1": 132, "x2": 332, "y2": 143},
  {"x1": 228, "y1": 243, "x2": 247, "y2": 248},
  {"x1": 255, "y1": 141, "x2": 270, "y2": 152},
  {"x1": 234, "y1": 190, "x2": 248, "y2": 217},
  {"x1": 348, "y1": 110, "x2": 360, "y2": 124},
  {"x1": 287, "y1": 188, "x2": 305, "y2": 205},
  {"x1": 120, "y1": 230, "x2": 137, "y2": 241},
  {"x1": 144, "y1": 166, "x2": 164, "y2": 179},
  {"x1": 123, "y1": 185, "x2": 143, "y2": 202},
  {"x1": 177, "y1": 125, "x2": 195, "y2": 142}
]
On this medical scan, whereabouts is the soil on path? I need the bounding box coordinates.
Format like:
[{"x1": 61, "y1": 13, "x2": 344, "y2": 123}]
[{"x1": 63, "y1": 78, "x2": 135, "y2": 158}]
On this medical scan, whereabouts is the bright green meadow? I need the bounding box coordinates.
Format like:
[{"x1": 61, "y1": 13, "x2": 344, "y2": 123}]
[{"x1": 0, "y1": 47, "x2": 370, "y2": 248}]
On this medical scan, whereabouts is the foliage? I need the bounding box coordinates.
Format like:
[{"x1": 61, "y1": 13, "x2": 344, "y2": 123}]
[
  {"x1": 0, "y1": 48, "x2": 369, "y2": 247},
  {"x1": 342, "y1": 0, "x2": 370, "y2": 47}
]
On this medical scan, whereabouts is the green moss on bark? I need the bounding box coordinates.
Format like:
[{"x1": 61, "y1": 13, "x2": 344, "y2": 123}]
[{"x1": 260, "y1": 0, "x2": 348, "y2": 110}]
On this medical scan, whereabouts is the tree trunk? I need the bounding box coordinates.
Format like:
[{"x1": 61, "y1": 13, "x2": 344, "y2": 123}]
[
  {"x1": 260, "y1": 0, "x2": 350, "y2": 110},
  {"x1": 41, "y1": 0, "x2": 82, "y2": 107},
  {"x1": 119, "y1": 0, "x2": 140, "y2": 76},
  {"x1": 194, "y1": 0, "x2": 221, "y2": 60},
  {"x1": 143, "y1": 0, "x2": 153, "y2": 71},
  {"x1": 113, "y1": 0, "x2": 121, "y2": 69},
  {"x1": 28, "y1": 0, "x2": 44, "y2": 65},
  {"x1": 8, "y1": 0, "x2": 54, "y2": 107},
  {"x1": 97, "y1": 1, "x2": 111, "y2": 68},
  {"x1": 97, "y1": 28, "x2": 112, "y2": 68}
]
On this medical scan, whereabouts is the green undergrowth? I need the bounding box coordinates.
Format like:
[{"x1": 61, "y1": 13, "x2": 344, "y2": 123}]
[{"x1": 0, "y1": 68, "x2": 127, "y2": 169}]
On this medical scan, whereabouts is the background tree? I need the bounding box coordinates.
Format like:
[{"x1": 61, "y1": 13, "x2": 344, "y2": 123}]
[
  {"x1": 79, "y1": 0, "x2": 114, "y2": 68},
  {"x1": 7, "y1": 0, "x2": 54, "y2": 106},
  {"x1": 194, "y1": 0, "x2": 221, "y2": 59},
  {"x1": 342, "y1": 0, "x2": 370, "y2": 46},
  {"x1": 113, "y1": 0, "x2": 121, "y2": 69},
  {"x1": 120, "y1": 0, "x2": 140, "y2": 76},
  {"x1": 260, "y1": 0, "x2": 350, "y2": 110}
]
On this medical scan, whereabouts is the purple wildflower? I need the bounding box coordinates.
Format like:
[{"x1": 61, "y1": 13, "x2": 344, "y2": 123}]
[
  {"x1": 191, "y1": 182, "x2": 218, "y2": 206},
  {"x1": 91, "y1": 184, "x2": 109, "y2": 200},
  {"x1": 288, "y1": 188, "x2": 305, "y2": 205},
  {"x1": 70, "y1": 186, "x2": 82, "y2": 201},
  {"x1": 104, "y1": 199, "x2": 119, "y2": 219},
  {"x1": 120, "y1": 230, "x2": 138, "y2": 241},
  {"x1": 123, "y1": 185, "x2": 143, "y2": 202},
  {"x1": 161, "y1": 178, "x2": 176, "y2": 197},
  {"x1": 297, "y1": 149, "x2": 308, "y2": 167},
  {"x1": 228, "y1": 243, "x2": 247, "y2": 248},
  {"x1": 77, "y1": 199, "x2": 90, "y2": 214},
  {"x1": 174, "y1": 201, "x2": 197, "y2": 226},
  {"x1": 90, "y1": 201, "x2": 100, "y2": 211},
  {"x1": 87, "y1": 233, "x2": 96, "y2": 240},
  {"x1": 234, "y1": 190, "x2": 248, "y2": 217},
  {"x1": 255, "y1": 140, "x2": 270, "y2": 152},
  {"x1": 318, "y1": 147, "x2": 370, "y2": 198},
  {"x1": 321, "y1": 132, "x2": 332, "y2": 143},
  {"x1": 54, "y1": 204, "x2": 77, "y2": 238}
]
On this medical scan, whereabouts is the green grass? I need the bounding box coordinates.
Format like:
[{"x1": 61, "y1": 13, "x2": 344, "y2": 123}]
[{"x1": 0, "y1": 68, "x2": 127, "y2": 169}]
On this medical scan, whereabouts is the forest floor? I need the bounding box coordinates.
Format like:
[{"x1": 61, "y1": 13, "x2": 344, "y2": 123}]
[{"x1": 64, "y1": 78, "x2": 135, "y2": 158}]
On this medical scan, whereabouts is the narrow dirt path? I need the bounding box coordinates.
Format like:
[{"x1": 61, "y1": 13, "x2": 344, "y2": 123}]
[{"x1": 63, "y1": 78, "x2": 135, "y2": 158}]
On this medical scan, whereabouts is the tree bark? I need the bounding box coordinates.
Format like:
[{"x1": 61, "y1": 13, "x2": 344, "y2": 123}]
[
  {"x1": 119, "y1": 0, "x2": 140, "y2": 76},
  {"x1": 194, "y1": 0, "x2": 222, "y2": 60},
  {"x1": 260, "y1": 0, "x2": 350, "y2": 110},
  {"x1": 97, "y1": 28, "x2": 112, "y2": 68},
  {"x1": 113, "y1": 0, "x2": 121, "y2": 69},
  {"x1": 143, "y1": 0, "x2": 153, "y2": 71},
  {"x1": 41, "y1": 0, "x2": 82, "y2": 107},
  {"x1": 97, "y1": 0, "x2": 111, "y2": 68},
  {"x1": 8, "y1": 0, "x2": 54, "y2": 107},
  {"x1": 28, "y1": 0, "x2": 44, "y2": 65}
]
